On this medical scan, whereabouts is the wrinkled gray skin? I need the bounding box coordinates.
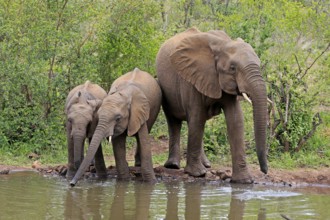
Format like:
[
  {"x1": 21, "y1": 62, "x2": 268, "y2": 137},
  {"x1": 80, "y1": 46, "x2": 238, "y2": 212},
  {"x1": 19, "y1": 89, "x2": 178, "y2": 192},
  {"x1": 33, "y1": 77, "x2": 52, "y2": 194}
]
[
  {"x1": 65, "y1": 81, "x2": 107, "y2": 179},
  {"x1": 156, "y1": 28, "x2": 268, "y2": 183},
  {"x1": 70, "y1": 68, "x2": 162, "y2": 186}
]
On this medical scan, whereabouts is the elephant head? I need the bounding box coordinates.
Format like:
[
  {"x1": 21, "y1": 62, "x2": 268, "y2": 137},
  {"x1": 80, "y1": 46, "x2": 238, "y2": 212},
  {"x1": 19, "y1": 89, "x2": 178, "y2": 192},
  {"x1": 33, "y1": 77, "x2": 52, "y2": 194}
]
[
  {"x1": 170, "y1": 31, "x2": 268, "y2": 174},
  {"x1": 70, "y1": 83, "x2": 150, "y2": 185},
  {"x1": 66, "y1": 91, "x2": 103, "y2": 171}
]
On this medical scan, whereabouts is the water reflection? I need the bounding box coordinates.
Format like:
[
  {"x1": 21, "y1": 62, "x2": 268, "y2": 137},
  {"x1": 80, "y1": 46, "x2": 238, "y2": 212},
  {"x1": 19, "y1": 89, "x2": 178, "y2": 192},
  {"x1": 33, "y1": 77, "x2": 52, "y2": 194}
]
[
  {"x1": 162, "y1": 182, "x2": 266, "y2": 219},
  {"x1": 109, "y1": 181, "x2": 154, "y2": 219},
  {"x1": 228, "y1": 185, "x2": 267, "y2": 220},
  {"x1": 228, "y1": 185, "x2": 246, "y2": 220},
  {"x1": 164, "y1": 181, "x2": 179, "y2": 219},
  {"x1": 1, "y1": 172, "x2": 330, "y2": 219},
  {"x1": 64, "y1": 184, "x2": 106, "y2": 219}
]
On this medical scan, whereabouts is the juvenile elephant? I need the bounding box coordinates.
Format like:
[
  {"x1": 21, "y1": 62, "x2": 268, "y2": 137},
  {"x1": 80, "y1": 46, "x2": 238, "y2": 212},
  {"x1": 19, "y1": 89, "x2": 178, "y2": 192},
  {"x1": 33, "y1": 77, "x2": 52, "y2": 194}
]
[
  {"x1": 65, "y1": 81, "x2": 107, "y2": 179},
  {"x1": 70, "y1": 68, "x2": 162, "y2": 186},
  {"x1": 156, "y1": 28, "x2": 268, "y2": 183}
]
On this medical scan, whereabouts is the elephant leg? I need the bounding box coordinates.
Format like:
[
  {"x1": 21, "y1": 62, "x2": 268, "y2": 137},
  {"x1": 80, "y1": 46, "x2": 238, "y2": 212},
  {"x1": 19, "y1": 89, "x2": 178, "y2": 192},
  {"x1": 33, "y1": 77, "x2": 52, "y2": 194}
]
[
  {"x1": 88, "y1": 137, "x2": 107, "y2": 178},
  {"x1": 223, "y1": 97, "x2": 253, "y2": 183},
  {"x1": 184, "y1": 118, "x2": 207, "y2": 177},
  {"x1": 136, "y1": 124, "x2": 156, "y2": 182},
  {"x1": 164, "y1": 114, "x2": 182, "y2": 169},
  {"x1": 201, "y1": 141, "x2": 211, "y2": 168},
  {"x1": 66, "y1": 122, "x2": 75, "y2": 179},
  {"x1": 95, "y1": 146, "x2": 107, "y2": 178},
  {"x1": 134, "y1": 143, "x2": 141, "y2": 167},
  {"x1": 112, "y1": 134, "x2": 130, "y2": 180}
]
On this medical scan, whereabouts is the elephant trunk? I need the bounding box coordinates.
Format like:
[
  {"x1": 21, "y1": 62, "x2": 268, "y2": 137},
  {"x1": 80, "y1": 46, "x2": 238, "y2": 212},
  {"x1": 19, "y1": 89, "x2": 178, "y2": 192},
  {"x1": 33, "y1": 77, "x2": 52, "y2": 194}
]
[
  {"x1": 244, "y1": 65, "x2": 268, "y2": 174},
  {"x1": 73, "y1": 134, "x2": 85, "y2": 170},
  {"x1": 70, "y1": 122, "x2": 108, "y2": 187}
]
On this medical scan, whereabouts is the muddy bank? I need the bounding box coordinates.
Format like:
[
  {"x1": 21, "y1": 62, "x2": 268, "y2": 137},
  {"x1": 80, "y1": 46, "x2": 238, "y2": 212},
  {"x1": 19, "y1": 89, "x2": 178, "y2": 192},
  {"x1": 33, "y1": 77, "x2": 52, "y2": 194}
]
[{"x1": 1, "y1": 163, "x2": 329, "y2": 187}]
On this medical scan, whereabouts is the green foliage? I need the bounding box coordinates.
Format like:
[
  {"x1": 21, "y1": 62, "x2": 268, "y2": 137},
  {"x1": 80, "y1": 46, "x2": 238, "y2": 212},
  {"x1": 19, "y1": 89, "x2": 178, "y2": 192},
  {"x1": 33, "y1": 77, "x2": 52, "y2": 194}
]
[
  {"x1": 0, "y1": 0, "x2": 109, "y2": 159},
  {"x1": 203, "y1": 115, "x2": 230, "y2": 163},
  {"x1": 97, "y1": 0, "x2": 164, "y2": 90}
]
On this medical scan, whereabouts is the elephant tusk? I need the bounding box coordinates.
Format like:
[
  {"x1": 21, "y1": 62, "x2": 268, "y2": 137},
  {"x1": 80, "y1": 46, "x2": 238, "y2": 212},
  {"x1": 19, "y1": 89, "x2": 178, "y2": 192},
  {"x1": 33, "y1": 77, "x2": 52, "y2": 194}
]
[
  {"x1": 108, "y1": 136, "x2": 112, "y2": 144},
  {"x1": 267, "y1": 98, "x2": 273, "y2": 104},
  {"x1": 242, "y1": 93, "x2": 252, "y2": 104}
]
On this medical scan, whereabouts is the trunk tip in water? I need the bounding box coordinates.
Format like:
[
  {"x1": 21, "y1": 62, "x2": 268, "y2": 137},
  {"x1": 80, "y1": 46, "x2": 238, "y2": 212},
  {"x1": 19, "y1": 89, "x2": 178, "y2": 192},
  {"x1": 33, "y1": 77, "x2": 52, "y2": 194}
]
[{"x1": 70, "y1": 179, "x2": 77, "y2": 187}]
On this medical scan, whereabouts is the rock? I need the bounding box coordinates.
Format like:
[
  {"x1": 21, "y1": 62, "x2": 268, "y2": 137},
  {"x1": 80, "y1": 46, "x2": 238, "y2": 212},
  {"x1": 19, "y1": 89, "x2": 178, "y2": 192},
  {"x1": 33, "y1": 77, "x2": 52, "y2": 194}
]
[
  {"x1": 317, "y1": 175, "x2": 327, "y2": 181},
  {"x1": 205, "y1": 171, "x2": 217, "y2": 180},
  {"x1": 215, "y1": 169, "x2": 232, "y2": 180},
  {"x1": 32, "y1": 160, "x2": 42, "y2": 169},
  {"x1": 0, "y1": 169, "x2": 9, "y2": 175},
  {"x1": 28, "y1": 153, "x2": 40, "y2": 160}
]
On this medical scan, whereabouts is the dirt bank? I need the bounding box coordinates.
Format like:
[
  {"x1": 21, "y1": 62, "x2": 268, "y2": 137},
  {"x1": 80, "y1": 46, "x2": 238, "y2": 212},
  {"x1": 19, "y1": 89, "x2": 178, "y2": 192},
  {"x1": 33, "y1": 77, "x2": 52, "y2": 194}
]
[
  {"x1": 1, "y1": 138, "x2": 329, "y2": 187},
  {"x1": 1, "y1": 163, "x2": 329, "y2": 187}
]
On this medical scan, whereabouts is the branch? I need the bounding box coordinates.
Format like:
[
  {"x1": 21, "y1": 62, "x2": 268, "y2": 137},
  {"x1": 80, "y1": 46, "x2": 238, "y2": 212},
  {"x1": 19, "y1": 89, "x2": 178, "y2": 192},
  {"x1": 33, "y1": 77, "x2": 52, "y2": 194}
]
[
  {"x1": 295, "y1": 113, "x2": 323, "y2": 152},
  {"x1": 300, "y1": 42, "x2": 330, "y2": 79},
  {"x1": 284, "y1": 85, "x2": 290, "y2": 124},
  {"x1": 77, "y1": 29, "x2": 94, "y2": 58},
  {"x1": 45, "y1": 0, "x2": 69, "y2": 118},
  {"x1": 294, "y1": 54, "x2": 302, "y2": 77}
]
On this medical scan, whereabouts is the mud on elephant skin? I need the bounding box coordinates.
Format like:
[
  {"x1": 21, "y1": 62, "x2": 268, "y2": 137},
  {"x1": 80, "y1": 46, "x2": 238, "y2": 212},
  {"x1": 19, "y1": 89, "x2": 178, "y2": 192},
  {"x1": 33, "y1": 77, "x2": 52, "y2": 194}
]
[
  {"x1": 70, "y1": 68, "x2": 162, "y2": 186},
  {"x1": 65, "y1": 81, "x2": 107, "y2": 179},
  {"x1": 156, "y1": 28, "x2": 269, "y2": 183}
]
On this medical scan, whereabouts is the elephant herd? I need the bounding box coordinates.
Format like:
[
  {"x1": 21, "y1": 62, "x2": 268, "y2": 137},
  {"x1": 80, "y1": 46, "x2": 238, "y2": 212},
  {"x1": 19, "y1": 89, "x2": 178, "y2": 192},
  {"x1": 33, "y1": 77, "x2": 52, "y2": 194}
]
[{"x1": 66, "y1": 28, "x2": 269, "y2": 187}]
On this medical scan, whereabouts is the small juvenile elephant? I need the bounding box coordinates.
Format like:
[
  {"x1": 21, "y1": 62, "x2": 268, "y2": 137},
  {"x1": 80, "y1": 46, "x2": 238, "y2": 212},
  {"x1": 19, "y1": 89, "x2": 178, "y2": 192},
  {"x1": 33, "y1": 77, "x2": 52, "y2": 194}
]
[
  {"x1": 70, "y1": 68, "x2": 162, "y2": 186},
  {"x1": 65, "y1": 81, "x2": 107, "y2": 179}
]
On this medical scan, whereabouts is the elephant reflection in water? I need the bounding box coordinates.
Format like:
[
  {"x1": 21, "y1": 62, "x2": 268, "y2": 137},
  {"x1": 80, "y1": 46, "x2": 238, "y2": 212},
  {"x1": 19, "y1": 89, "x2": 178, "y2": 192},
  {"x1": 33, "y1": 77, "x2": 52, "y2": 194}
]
[
  {"x1": 64, "y1": 186, "x2": 105, "y2": 219},
  {"x1": 109, "y1": 182, "x2": 154, "y2": 220},
  {"x1": 164, "y1": 182, "x2": 202, "y2": 219},
  {"x1": 163, "y1": 183, "x2": 267, "y2": 220},
  {"x1": 64, "y1": 182, "x2": 154, "y2": 219},
  {"x1": 64, "y1": 182, "x2": 266, "y2": 219},
  {"x1": 228, "y1": 185, "x2": 266, "y2": 220}
]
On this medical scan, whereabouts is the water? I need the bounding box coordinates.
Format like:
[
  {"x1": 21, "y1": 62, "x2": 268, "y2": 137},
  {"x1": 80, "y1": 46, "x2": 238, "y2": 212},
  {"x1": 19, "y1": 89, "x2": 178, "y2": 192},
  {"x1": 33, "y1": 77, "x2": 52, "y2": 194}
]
[{"x1": 0, "y1": 172, "x2": 330, "y2": 219}]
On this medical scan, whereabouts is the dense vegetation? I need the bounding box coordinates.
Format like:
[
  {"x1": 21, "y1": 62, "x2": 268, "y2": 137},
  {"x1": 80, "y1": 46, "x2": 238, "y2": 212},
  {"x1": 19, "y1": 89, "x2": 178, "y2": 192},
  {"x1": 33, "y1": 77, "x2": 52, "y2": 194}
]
[{"x1": 0, "y1": 0, "x2": 329, "y2": 168}]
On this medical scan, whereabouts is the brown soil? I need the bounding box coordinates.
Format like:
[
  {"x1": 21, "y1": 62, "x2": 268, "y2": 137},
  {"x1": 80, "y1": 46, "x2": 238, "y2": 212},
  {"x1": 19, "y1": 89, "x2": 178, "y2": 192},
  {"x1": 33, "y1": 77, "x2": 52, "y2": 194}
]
[{"x1": 1, "y1": 138, "x2": 329, "y2": 187}]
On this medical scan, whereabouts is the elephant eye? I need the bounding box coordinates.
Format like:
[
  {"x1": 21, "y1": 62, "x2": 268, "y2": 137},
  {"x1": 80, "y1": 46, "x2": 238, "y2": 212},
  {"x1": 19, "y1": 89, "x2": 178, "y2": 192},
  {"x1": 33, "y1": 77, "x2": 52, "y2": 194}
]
[
  {"x1": 229, "y1": 64, "x2": 236, "y2": 73},
  {"x1": 115, "y1": 115, "x2": 121, "y2": 122}
]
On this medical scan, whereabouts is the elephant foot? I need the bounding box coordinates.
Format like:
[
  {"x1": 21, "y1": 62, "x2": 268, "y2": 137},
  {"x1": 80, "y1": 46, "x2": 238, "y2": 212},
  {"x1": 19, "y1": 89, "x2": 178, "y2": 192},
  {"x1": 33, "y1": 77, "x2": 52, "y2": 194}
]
[
  {"x1": 117, "y1": 174, "x2": 131, "y2": 181},
  {"x1": 142, "y1": 172, "x2": 157, "y2": 183},
  {"x1": 117, "y1": 168, "x2": 131, "y2": 181},
  {"x1": 201, "y1": 150, "x2": 211, "y2": 168},
  {"x1": 184, "y1": 162, "x2": 207, "y2": 177},
  {"x1": 231, "y1": 171, "x2": 254, "y2": 184},
  {"x1": 201, "y1": 155, "x2": 211, "y2": 168},
  {"x1": 230, "y1": 177, "x2": 254, "y2": 184},
  {"x1": 96, "y1": 171, "x2": 108, "y2": 179},
  {"x1": 164, "y1": 158, "x2": 180, "y2": 169},
  {"x1": 66, "y1": 169, "x2": 76, "y2": 180}
]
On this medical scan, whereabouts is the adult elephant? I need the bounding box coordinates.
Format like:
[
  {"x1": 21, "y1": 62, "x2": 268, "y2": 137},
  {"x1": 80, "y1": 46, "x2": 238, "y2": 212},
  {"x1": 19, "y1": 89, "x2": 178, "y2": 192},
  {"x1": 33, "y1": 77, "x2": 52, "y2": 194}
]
[
  {"x1": 156, "y1": 28, "x2": 268, "y2": 183},
  {"x1": 65, "y1": 81, "x2": 107, "y2": 179},
  {"x1": 70, "y1": 68, "x2": 162, "y2": 186}
]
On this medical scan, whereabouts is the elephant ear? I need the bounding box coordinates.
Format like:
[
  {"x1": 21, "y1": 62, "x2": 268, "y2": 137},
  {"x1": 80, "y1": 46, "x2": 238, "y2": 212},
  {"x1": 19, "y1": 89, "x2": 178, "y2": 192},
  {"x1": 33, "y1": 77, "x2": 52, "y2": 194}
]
[
  {"x1": 170, "y1": 33, "x2": 223, "y2": 99},
  {"x1": 65, "y1": 91, "x2": 81, "y2": 114},
  {"x1": 207, "y1": 30, "x2": 231, "y2": 41},
  {"x1": 86, "y1": 99, "x2": 103, "y2": 112},
  {"x1": 127, "y1": 86, "x2": 150, "y2": 137}
]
